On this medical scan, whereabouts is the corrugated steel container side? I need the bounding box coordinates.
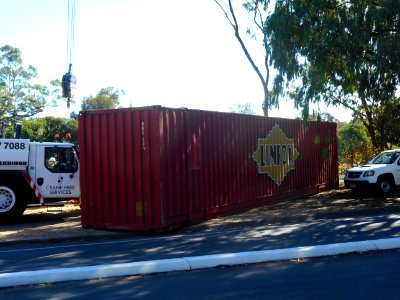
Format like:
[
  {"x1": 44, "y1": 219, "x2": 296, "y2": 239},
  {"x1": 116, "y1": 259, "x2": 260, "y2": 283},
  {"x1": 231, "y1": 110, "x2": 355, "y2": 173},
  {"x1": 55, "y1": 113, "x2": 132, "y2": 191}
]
[
  {"x1": 80, "y1": 108, "x2": 159, "y2": 230},
  {"x1": 79, "y1": 107, "x2": 190, "y2": 230},
  {"x1": 185, "y1": 110, "x2": 338, "y2": 223},
  {"x1": 79, "y1": 107, "x2": 338, "y2": 231}
]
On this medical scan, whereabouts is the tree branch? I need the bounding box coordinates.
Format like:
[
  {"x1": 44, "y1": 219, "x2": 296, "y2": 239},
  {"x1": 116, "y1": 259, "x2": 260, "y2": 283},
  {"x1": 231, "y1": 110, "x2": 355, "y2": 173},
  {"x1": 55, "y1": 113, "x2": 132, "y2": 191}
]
[
  {"x1": 226, "y1": 0, "x2": 266, "y2": 88},
  {"x1": 326, "y1": 1, "x2": 352, "y2": 10},
  {"x1": 327, "y1": 91, "x2": 366, "y2": 119},
  {"x1": 215, "y1": 0, "x2": 272, "y2": 115},
  {"x1": 370, "y1": 27, "x2": 398, "y2": 36},
  {"x1": 214, "y1": 0, "x2": 235, "y2": 29},
  {"x1": 253, "y1": 2, "x2": 263, "y2": 32}
]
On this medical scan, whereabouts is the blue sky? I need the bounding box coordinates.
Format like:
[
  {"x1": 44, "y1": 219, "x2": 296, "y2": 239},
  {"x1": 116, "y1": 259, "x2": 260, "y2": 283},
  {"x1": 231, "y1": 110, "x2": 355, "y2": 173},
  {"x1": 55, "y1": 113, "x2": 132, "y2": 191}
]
[{"x1": 0, "y1": 0, "x2": 352, "y2": 121}]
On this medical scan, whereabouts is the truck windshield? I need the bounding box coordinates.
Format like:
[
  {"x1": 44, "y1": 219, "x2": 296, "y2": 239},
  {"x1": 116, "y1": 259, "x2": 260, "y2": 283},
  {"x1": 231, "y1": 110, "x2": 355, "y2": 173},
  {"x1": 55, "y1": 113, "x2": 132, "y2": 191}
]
[{"x1": 371, "y1": 152, "x2": 400, "y2": 164}]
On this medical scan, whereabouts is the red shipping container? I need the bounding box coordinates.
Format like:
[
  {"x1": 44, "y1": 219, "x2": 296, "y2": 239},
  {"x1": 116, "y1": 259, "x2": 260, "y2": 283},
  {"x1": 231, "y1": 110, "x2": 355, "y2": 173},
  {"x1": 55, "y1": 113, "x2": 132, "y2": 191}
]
[{"x1": 79, "y1": 106, "x2": 338, "y2": 231}]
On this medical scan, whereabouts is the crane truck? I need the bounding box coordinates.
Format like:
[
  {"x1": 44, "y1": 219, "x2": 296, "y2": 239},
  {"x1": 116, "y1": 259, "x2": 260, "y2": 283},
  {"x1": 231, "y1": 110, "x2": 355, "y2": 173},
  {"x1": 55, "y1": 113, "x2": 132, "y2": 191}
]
[{"x1": 0, "y1": 132, "x2": 80, "y2": 223}]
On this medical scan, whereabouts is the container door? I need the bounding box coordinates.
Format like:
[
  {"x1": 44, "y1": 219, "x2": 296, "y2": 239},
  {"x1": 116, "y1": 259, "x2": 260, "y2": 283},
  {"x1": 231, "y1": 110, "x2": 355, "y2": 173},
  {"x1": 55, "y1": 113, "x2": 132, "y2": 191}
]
[{"x1": 35, "y1": 145, "x2": 80, "y2": 200}]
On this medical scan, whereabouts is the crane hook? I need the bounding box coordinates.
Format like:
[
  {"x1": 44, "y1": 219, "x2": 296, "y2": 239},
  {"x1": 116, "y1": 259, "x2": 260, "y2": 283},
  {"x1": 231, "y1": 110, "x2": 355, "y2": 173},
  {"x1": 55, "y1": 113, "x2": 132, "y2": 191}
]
[{"x1": 62, "y1": 63, "x2": 76, "y2": 108}]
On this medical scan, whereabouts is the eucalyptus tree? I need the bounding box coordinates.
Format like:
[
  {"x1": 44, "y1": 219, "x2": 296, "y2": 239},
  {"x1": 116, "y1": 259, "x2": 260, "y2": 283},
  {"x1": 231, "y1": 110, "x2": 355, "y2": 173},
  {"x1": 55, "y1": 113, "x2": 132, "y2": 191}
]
[
  {"x1": 338, "y1": 122, "x2": 370, "y2": 167},
  {"x1": 81, "y1": 87, "x2": 124, "y2": 111},
  {"x1": 20, "y1": 117, "x2": 78, "y2": 144},
  {"x1": 0, "y1": 45, "x2": 62, "y2": 123},
  {"x1": 215, "y1": 0, "x2": 276, "y2": 116},
  {"x1": 265, "y1": 0, "x2": 400, "y2": 150}
]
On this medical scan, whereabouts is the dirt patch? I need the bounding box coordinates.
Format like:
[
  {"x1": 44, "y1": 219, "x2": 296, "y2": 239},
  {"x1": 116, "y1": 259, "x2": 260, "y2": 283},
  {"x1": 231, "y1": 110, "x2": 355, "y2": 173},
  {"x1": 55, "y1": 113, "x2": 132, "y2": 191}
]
[
  {"x1": 1, "y1": 205, "x2": 129, "y2": 245},
  {"x1": 1, "y1": 187, "x2": 400, "y2": 245},
  {"x1": 183, "y1": 187, "x2": 400, "y2": 232}
]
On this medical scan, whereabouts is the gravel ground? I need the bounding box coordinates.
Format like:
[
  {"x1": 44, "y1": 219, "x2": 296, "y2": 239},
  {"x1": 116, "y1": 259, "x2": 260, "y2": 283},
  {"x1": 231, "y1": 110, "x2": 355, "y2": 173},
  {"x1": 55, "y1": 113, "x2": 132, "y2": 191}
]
[{"x1": 1, "y1": 186, "x2": 400, "y2": 246}]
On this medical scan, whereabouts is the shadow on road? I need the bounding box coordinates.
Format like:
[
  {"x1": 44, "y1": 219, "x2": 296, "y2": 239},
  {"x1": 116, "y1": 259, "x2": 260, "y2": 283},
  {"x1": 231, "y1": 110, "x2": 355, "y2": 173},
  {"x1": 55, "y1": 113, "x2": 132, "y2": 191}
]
[{"x1": 1, "y1": 187, "x2": 400, "y2": 247}]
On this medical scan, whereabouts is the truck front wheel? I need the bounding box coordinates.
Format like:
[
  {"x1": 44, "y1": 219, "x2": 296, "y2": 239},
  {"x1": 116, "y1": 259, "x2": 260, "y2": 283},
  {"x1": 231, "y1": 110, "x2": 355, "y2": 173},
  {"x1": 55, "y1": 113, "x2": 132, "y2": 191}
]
[
  {"x1": 377, "y1": 177, "x2": 393, "y2": 195},
  {"x1": 0, "y1": 185, "x2": 26, "y2": 223}
]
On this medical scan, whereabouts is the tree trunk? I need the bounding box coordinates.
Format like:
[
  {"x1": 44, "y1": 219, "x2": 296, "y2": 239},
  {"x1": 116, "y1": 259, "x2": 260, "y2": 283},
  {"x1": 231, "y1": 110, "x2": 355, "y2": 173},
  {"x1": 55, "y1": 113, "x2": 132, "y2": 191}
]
[
  {"x1": 360, "y1": 97, "x2": 380, "y2": 150},
  {"x1": 263, "y1": 87, "x2": 269, "y2": 117},
  {"x1": 351, "y1": 150, "x2": 355, "y2": 167},
  {"x1": 216, "y1": 0, "x2": 271, "y2": 118}
]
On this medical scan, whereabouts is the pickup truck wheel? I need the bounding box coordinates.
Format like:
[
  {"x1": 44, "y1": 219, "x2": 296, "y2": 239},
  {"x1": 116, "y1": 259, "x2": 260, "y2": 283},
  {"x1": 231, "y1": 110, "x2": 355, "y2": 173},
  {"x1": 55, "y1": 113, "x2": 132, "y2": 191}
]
[
  {"x1": 377, "y1": 178, "x2": 393, "y2": 195},
  {"x1": 0, "y1": 185, "x2": 26, "y2": 223}
]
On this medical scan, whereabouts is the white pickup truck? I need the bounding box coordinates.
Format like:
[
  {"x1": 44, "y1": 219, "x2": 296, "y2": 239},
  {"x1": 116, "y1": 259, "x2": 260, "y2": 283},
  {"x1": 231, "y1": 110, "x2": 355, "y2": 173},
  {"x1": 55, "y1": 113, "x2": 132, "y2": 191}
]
[{"x1": 344, "y1": 149, "x2": 400, "y2": 194}]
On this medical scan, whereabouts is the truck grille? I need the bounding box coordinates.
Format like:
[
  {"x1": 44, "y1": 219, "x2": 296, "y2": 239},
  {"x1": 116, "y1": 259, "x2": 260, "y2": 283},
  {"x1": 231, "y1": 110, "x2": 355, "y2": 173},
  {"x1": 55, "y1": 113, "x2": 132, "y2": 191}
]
[{"x1": 348, "y1": 172, "x2": 362, "y2": 178}]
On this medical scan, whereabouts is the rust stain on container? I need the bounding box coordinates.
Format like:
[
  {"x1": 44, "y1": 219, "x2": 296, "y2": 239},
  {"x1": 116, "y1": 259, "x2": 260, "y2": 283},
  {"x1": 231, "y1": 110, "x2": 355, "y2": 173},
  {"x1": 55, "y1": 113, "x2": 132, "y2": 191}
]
[{"x1": 79, "y1": 106, "x2": 338, "y2": 231}]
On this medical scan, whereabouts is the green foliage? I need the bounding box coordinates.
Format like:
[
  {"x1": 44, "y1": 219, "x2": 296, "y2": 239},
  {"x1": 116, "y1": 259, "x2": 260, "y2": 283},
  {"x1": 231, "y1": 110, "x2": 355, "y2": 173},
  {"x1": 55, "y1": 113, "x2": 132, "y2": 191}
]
[
  {"x1": 19, "y1": 117, "x2": 78, "y2": 144},
  {"x1": 338, "y1": 121, "x2": 376, "y2": 172},
  {"x1": 318, "y1": 112, "x2": 338, "y2": 123},
  {"x1": 370, "y1": 98, "x2": 400, "y2": 149},
  {"x1": 19, "y1": 118, "x2": 46, "y2": 141},
  {"x1": 81, "y1": 87, "x2": 123, "y2": 111},
  {"x1": 229, "y1": 102, "x2": 256, "y2": 115},
  {"x1": 265, "y1": 0, "x2": 400, "y2": 150},
  {"x1": 300, "y1": 111, "x2": 339, "y2": 123},
  {"x1": 0, "y1": 45, "x2": 63, "y2": 123},
  {"x1": 70, "y1": 111, "x2": 78, "y2": 120}
]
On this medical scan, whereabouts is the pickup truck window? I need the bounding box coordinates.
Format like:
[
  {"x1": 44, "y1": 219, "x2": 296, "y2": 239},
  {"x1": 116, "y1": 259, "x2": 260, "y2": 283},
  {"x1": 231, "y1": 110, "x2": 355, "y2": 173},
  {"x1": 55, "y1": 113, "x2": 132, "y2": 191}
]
[{"x1": 371, "y1": 152, "x2": 400, "y2": 164}]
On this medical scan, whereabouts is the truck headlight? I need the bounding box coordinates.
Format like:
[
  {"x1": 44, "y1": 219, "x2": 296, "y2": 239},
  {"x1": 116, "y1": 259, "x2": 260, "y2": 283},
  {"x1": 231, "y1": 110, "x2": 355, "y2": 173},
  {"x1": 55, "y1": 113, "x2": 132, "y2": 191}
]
[{"x1": 363, "y1": 170, "x2": 375, "y2": 177}]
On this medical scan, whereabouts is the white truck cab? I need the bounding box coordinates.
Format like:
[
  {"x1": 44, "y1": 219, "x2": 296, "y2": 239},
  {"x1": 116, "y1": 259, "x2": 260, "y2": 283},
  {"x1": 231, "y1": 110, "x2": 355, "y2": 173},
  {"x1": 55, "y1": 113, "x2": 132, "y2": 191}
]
[
  {"x1": 28, "y1": 142, "x2": 80, "y2": 201},
  {"x1": 344, "y1": 149, "x2": 400, "y2": 194},
  {"x1": 0, "y1": 139, "x2": 80, "y2": 222}
]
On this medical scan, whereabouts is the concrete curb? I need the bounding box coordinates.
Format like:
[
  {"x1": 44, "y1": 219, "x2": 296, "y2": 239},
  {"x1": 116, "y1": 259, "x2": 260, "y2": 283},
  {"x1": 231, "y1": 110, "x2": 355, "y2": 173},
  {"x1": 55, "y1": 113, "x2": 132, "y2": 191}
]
[{"x1": 1, "y1": 237, "x2": 400, "y2": 288}]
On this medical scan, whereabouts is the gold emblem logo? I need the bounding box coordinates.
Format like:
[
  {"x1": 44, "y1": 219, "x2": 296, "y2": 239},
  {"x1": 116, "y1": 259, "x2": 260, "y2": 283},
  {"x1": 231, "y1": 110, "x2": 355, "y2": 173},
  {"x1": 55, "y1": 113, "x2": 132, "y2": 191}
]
[{"x1": 252, "y1": 124, "x2": 299, "y2": 185}]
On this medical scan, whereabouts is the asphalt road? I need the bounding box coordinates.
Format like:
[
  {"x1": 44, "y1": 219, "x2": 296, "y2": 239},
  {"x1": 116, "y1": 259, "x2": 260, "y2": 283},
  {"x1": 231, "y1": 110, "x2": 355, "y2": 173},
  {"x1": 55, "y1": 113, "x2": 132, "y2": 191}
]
[
  {"x1": 1, "y1": 213, "x2": 400, "y2": 273},
  {"x1": 2, "y1": 250, "x2": 400, "y2": 300}
]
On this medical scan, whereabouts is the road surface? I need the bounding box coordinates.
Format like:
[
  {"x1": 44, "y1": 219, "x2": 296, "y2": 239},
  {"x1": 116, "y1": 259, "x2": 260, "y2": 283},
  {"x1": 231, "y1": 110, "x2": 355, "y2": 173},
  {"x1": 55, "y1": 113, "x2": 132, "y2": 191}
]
[
  {"x1": 1, "y1": 250, "x2": 399, "y2": 300},
  {"x1": 1, "y1": 213, "x2": 400, "y2": 274}
]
